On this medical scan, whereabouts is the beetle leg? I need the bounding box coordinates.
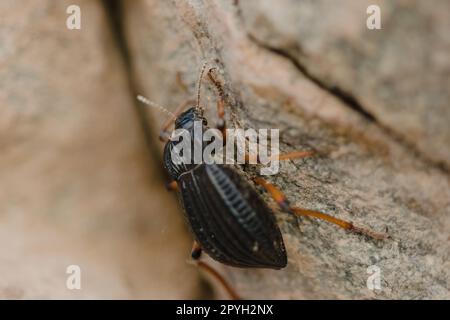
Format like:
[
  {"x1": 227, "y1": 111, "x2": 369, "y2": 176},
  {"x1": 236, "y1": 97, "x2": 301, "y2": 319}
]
[
  {"x1": 290, "y1": 208, "x2": 388, "y2": 240},
  {"x1": 207, "y1": 68, "x2": 226, "y2": 137},
  {"x1": 159, "y1": 99, "x2": 196, "y2": 142},
  {"x1": 275, "y1": 150, "x2": 314, "y2": 161},
  {"x1": 253, "y1": 178, "x2": 389, "y2": 240},
  {"x1": 206, "y1": 69, "x2": 314, "y2": 163},
  {"x1": 165, "y1": 180, "x2": 179, "y2": 192},
  {"x1": 206, "y1": 68, "x2": 315, "y2": 163},
  {"x1": 190, "y1": 241, "x2": 241, "y2": 300},
  {"x1": 191, "y1": 240, "x2": 202, "y2": 259},
  {"x1": 196, "y1": 261, "x2": 241, "y2": 300}
]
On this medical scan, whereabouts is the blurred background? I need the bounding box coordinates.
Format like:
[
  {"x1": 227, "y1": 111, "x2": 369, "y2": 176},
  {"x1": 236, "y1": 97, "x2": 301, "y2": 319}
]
[
  {"x1": 0, "y1": 0, "x2": 202, "y2": 299},
  {"x1": 0, "y1": 0, "x2": 449, "y2": 299}
]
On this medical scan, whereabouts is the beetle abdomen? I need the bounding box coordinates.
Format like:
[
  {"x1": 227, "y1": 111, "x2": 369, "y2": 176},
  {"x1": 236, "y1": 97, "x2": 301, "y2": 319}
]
[{"x1": 179, "y1": 164, "x2": 287, "y2": 269}]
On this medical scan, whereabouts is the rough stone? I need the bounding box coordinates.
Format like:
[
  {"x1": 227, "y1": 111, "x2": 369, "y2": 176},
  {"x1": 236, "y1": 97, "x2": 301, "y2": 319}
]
[
  {"x1": 122, "y1": 0, "x2": 450, "y2": 299},
  {"x1": 240, "y1": 0, "x2": 450, "y2": 169}
]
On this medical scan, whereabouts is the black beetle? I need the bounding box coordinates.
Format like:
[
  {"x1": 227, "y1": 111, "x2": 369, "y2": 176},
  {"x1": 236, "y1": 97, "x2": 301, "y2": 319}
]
[{"x1": 163, "y1": 106, "x2": 288, "y2": 269}]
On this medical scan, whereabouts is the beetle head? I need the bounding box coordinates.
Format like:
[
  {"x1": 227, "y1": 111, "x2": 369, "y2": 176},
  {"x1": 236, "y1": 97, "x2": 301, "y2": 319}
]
[{"x1": 174, "y1": 107, "x2": 207, "y2": 130}]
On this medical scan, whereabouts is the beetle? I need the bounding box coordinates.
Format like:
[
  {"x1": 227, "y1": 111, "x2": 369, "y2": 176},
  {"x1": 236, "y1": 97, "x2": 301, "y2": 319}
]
[
  {"x1": 163, "y1": 106, "x2": 288, "y2": 269},
  {"x1": 139, "y1": 63, "x2": 387, "y2": 299}
]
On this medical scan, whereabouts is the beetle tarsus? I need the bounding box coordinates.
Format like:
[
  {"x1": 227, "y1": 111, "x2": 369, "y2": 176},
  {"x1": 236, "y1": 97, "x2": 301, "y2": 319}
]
[
  {"x1": 255, "y1": 178, "x2": 389, "y2": 240},
  {"x1": 189, "y1": 241, "x2": 241, "y2": 300},
  {"x1": 195, "y1": 260, "x2": 241, "y2": 300}
]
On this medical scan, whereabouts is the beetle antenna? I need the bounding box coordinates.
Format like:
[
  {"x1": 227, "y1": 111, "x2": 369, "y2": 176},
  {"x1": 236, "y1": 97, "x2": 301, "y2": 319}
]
[
  {"x1": 196, "y1": 61, "x2": 208, "y2": 113},
  {"x1": 136, "y1": 94, "x2": 174, "y2": 117}
]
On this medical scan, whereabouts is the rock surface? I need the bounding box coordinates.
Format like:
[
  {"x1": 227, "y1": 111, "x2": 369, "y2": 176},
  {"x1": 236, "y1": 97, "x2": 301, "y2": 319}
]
[
  {"x1": 122, "y1": 0, "x2": 450, "y2": 299},
  {"x1": 240, "y1": 0, "x2": 450, "y2": 169},
  {"x1": 0, "y1": 0, "x2": 200, "y2": 299}
]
